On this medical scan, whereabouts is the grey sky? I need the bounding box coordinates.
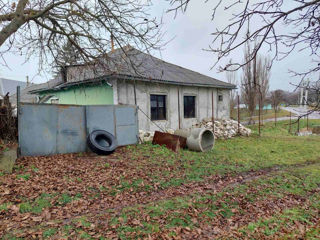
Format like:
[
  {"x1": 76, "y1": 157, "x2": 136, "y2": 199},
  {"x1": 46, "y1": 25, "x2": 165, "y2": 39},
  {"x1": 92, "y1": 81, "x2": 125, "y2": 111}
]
[{"x1": 0, "y1": 1, "x2": 316, "y2": 92}]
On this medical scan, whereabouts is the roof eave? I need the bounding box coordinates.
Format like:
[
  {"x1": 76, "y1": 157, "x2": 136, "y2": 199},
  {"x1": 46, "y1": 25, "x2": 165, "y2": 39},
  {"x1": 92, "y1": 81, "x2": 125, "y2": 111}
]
[
  {"x1": 114, "y1": 74, "x2": 236, "y2": 89},
  {"x1": 31, "y1": 73, "x2": 236, "y2": 94}
]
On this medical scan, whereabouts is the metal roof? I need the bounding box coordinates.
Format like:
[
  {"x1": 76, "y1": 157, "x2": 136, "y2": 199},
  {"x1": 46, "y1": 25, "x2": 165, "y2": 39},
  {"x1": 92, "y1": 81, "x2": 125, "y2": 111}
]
[
  {"x1": 33, "y1": 46, "x2": 236, "y2": 93},
  {"x1": 97, "y1": 47, "x2": 236, "y2": 89}
]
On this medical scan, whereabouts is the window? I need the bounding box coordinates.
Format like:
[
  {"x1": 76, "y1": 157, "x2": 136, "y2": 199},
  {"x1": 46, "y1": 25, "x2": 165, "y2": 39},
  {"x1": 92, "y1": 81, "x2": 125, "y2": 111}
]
[
  {"x1": 218, "y1": 95, "x2": 223, "y2": 102},
  {"x1": 184, "y1": 96, "x2": 196, "y2": 118},
  {"x1": 150, "y1": 95, "x2": 166, "y2": 120}
]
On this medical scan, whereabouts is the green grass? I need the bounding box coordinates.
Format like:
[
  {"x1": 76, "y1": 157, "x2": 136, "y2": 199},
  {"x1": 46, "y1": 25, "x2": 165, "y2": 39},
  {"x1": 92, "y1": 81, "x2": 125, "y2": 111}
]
[
  {"x1": 19, "y1": 193, "x2": 52, "y2": 214},
  {"x1": 16, "y1": 174, "x2": 30, "y2": 181},
  {"x1": 231, "y1": 108, "x2": 292, "y2": 121},
  {"x1": 126, "y1": 119, "x2": 320, "y2": 191},
  {"x1": 0, "y1": 202, "x2": 11, "y2": 212},
  {"x1": 108, "y1": 163, "x2": 320, "y2": 238},
  {"x1": 1, "y1": 119, "x2": 320, "y2": 239},
  {"x1": 43, "y1": 228, "x2": 57, "y2": 238}
]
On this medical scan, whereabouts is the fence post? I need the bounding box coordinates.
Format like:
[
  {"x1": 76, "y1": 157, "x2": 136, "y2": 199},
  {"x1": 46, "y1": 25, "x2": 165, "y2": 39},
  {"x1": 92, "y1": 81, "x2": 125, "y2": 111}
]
[
  {"x1": 17, "y1": 86, "x2": 21, "y2": 157},
  {"x1": 297, "y1": 118, "x2": 300, "y2": 134},
  {"x1": 289, "y1": 111, "x2": 292, "y2": 133},
  {"x1": 212, "y1": 90, "x2": 215, "y2": 133},
  {"x1": 237, "y1": 95, "x2": 240, "y2": 134},
  {"x1": 274, "y1": 107, "x2": 277, "y2": 127},
  {"x1": 258, "y1": 97, "x2": 261, "y2": 136},
  {"x1": 307, "y1": 114, "x2": 309, "y2": 131}
]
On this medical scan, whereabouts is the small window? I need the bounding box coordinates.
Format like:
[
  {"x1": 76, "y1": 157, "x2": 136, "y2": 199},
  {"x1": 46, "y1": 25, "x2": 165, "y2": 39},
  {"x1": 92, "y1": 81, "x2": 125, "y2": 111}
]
[
  {"x1": 184, "y1": 96, "x2": 196, "y2": 118},
  {"x1": 218, "y1": 95, "x2": 223, "y2": 102},
  {"x1": 150, "y1": 95, "x2": 166, "y2": 120}
]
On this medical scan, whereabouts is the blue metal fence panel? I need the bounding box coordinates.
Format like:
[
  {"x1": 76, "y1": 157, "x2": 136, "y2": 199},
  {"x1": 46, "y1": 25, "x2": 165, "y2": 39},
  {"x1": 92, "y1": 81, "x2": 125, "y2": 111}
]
[
  {"x1": 18, "y1": 103, "x2": 138, "y2": 156},
  {"x1": 56, "y1": 105, "x2": 86, "y2": 154},
  {"x1": 19, "y1": 104, "x2": 58, "y2": 156},
  {"x1": 115, "y1": 106, "x2": 139, "y2": 146},
  {"x1": 85, "y1": 105, "x2": 115, "y2": 136}
]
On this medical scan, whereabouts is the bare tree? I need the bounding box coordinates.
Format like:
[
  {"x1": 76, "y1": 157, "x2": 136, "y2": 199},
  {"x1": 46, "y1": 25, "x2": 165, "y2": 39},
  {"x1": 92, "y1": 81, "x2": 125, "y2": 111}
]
[
  {"x1": 270, "y1": 90, "x2": 283, "y2": 112},
  {"x1": 270, "y1": 89, "x2": 283, "y2": 126},
  {"x1": 226, "y1": 60, "x2": 238, "y2": 118},
  {"x1": 256, "y1": 55, "x2": 270, "y2": 112},
  {"x1": 241, "y1": 41, "x2": 256, "y2": 124},
  {"x1": 0, "y1": 0, "x2": 162, "y2": 68},
  {"x1": 169, "y1": 0, "x2": 320, "y2": 112}
]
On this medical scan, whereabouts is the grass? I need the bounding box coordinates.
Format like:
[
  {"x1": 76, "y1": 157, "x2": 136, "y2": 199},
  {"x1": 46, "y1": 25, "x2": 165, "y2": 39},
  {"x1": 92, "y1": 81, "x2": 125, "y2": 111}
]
[
  {"x1": 108, "y1": 163, "x2": 320, "y2": 238},
  {"x1": 1, "y1": 119, "x2": 319, "y2": 239},
  {"x1": 231, "y1": 108, "x2": 293, "y2": 121},
  {"x1": 19, "y1": 193, "x2": 52, "y2": 214}
]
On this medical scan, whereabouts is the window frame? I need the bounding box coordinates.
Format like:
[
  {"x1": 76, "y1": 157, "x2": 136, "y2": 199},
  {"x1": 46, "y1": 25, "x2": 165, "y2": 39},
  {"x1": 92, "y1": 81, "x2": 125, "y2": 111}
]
[
  {"x1": 150, "y1": 94, "x2": 167, "y2": 121},
  {"x1": 218, "y1": 94, "x2": 223, "y2": 102},
  {"x1": 183, "y1": 95, "x2": 196, "y2": 119}
]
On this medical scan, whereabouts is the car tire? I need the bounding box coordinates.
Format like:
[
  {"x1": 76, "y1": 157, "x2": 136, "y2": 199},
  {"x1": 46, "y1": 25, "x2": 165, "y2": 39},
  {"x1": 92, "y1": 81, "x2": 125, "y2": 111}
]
[{"x1": 87, "y1": 130, "x2": 117, "y2": 155}]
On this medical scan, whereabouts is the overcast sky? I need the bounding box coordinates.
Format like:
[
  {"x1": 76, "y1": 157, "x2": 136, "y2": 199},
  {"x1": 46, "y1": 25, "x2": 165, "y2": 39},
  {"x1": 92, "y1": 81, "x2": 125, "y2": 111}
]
[{"x1": 0, "y1": 1, "x2": 317, "y2": 92}]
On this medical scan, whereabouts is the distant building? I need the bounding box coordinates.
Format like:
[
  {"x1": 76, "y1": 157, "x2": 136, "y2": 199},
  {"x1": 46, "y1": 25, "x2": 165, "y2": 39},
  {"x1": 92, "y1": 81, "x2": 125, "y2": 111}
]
[{"x1": 0, "y1": 78, "x2": 27, "y2": 98}]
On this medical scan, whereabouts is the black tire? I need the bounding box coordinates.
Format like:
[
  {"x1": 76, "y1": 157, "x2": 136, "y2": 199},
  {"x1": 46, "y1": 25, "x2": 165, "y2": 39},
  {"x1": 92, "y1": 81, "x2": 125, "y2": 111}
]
[{"x1": 87, "y1": 130, "x2": 117, "y2": 155}]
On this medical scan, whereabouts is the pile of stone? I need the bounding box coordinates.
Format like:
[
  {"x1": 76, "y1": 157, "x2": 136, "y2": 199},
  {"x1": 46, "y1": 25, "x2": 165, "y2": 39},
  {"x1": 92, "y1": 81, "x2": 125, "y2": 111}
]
[
  {"x1": 138, "y1": 119, "x2": 251, "y2": 143},
  {"x1": 193, "y1": 118, "x2": 251, "y2": 139}
]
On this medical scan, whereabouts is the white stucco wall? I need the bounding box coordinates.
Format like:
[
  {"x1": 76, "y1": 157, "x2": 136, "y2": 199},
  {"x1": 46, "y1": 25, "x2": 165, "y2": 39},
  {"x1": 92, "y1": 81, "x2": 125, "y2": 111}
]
[{"x1": 113, "y1": 79, "x2": 231, "y2": 131}]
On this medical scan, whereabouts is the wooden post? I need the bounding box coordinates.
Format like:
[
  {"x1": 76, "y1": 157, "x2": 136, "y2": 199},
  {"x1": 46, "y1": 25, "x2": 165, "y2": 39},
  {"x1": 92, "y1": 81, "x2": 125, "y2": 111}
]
[
  {"x1": 274, "y1": 107, "x2": 277, "y2": 127},
  {"x1": 133, "y1": 80, "x2": 137, "y2": 105},
  {"x1": 212, "y1": 90, "x2": 215, "y2": 132},
  {"x1": 289, "y1": 111, "x2": 292, "y2": 133},
  {"x1": 177, "y1": 88, "x2": 181, "y2": 129},
  {"x1": 307, "y1": 114, "x2": 309, "y2": 131},
  {"x1": 297, "y1": 118, "x2": 300, "y2": 133},
  {"x1": 258, "y1": 96, "x2": 261, "y2": 136},
  {"x1": 237, "y1": 95, "x2": 240, "y2": 134}
]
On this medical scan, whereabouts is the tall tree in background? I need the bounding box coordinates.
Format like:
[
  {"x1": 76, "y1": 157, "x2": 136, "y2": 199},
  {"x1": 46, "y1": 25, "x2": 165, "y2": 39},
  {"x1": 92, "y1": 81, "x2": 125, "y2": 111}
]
[
  {"x1": 241, "y1": 42, "x2": 256, "y2": 124},
  {"x1": 256, "y1": 56, "x2": 270, "y2": 112},
  {"x1": 241, "y1": 41, "x2": 271, "y2": 124},
  {"x1": 0, "y1": 0, "x2": 161, "y2": 67},
  {"x1": 226, "y1": 60, "x2": 238, "y2": 118},
  {"x1": 56, "y1": 39, "x2": 80, "y2": 67}
]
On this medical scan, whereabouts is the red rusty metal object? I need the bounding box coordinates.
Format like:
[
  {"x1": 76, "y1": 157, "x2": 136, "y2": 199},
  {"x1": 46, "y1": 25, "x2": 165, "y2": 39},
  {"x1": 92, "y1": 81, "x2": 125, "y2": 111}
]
[{"x1": 152, "y1": 131, "x2": 187, "y2": 152}]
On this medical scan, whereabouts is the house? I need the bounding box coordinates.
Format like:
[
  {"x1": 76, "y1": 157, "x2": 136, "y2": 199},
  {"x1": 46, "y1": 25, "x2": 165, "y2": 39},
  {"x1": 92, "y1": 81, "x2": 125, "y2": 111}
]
[
  {"x1": 31, "y1": 46, "x2": 236, "y2": 131},
  {"x1": 0, "y1": 78, "x2": 27, "y2": 98}
]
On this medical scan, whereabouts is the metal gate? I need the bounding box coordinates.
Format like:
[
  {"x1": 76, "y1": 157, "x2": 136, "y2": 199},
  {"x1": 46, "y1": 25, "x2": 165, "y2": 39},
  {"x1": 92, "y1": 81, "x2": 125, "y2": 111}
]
[{"x1": 18, "y1": 103, "x2": 138, "y2": 156}]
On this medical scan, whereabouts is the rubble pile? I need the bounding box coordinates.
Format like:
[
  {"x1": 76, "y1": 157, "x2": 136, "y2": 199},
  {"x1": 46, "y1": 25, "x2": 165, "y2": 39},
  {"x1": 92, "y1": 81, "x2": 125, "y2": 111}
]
[
  {"x1": 193, "y1": 118, "x2": 252, "y2": 139},
  {"x1": 139, "y1": 119, "x2": 252, "y2": 143}
]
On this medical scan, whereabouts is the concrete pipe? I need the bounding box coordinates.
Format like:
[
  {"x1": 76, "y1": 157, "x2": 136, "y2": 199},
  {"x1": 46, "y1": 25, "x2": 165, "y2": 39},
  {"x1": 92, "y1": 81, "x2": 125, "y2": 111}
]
[{"x1": 174, "y1": 128, "x2": 215, "y2": 152}]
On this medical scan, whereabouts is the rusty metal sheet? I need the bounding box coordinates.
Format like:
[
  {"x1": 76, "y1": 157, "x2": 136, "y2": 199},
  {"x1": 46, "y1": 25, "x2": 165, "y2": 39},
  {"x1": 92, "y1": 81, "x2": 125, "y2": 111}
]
[{"x1": 152, "y1": 131, "x2": 186, "y2": 152}]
